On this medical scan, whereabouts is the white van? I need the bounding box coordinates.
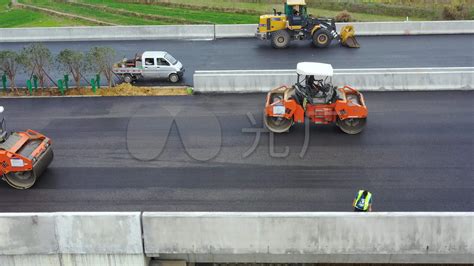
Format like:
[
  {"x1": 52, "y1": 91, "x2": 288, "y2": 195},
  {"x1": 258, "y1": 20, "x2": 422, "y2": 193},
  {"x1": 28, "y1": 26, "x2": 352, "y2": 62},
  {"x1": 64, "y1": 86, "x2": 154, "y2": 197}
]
[{"x1": 113, "y1": 51, "x2": 185, "y2": 83}]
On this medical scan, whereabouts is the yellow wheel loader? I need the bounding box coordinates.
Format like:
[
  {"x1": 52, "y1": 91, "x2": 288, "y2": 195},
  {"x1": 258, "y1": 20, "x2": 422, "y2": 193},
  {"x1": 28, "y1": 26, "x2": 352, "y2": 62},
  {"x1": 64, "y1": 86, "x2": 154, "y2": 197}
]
[{"x1": 256, "y1": 0, "x2": 360, "y2": 49}]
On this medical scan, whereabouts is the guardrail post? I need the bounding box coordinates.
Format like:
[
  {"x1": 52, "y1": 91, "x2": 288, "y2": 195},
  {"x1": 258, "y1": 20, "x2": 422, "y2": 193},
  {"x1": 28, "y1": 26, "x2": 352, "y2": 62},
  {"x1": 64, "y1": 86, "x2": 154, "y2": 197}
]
[
  {"x1": 33, "y1": 75, "x2": 38, "y2": 91},
  {"x1": 96, "y1": 74, "x2": 100, "y2": 89},
  {"x1": 1, "y1": 73, "x2": 6, "y2": 90},
  {"x1": 64, "y1": 74, "x2": 69, "y2": 90},
  {"x1": 91, "y1": 78, "x2": 96, "y2": 93},
  {"x1": 26, "y1": 79, "x2": 33, "y2": 95},
  {"x1": 58, "y1": 79, "x2": 64, "y2": 95}
]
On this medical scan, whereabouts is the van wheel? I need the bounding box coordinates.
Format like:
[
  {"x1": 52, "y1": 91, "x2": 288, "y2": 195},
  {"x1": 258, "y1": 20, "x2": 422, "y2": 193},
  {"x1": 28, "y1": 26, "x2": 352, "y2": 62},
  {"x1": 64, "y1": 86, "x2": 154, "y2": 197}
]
[
  {"x1": 169, "y1": 73, "x2": 179, "y2": 83},
  {"x1": 123, "y1": 74, "x2": 133, "y2": 84}
]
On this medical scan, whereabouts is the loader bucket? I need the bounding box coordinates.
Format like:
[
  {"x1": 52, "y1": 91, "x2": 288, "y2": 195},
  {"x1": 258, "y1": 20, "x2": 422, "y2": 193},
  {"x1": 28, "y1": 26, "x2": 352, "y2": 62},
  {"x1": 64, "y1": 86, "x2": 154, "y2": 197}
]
[
  {"x1": 340, "y1": 25, "x2": 360, "y2": 48},
  {"x1": 4, "y1": 143, "x2": 53, "y2": 189}
]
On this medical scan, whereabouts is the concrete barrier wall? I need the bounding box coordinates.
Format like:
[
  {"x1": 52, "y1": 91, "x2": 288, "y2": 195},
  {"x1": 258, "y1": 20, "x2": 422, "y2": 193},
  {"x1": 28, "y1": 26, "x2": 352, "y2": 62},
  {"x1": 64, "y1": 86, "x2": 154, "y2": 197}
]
[
  {"x1": 0, "y1": 212, "x2": 147, "y2": 266},
  {"x1": 338, "y1": 20, "x2": 474, "y2": 35},
  {"x1": 215, "y1": 24, "x2": 257, "y2": 38},
  {"x1": 1, "y1": 21, "x2": 473, "y2": 42},
  {"x1": 143, "y1": 212, "x2": 474, "y2": 263},
  {"x1": 1, "y1": 212, "x2": 472, "y2": 264},
  {"x1": 217, "y1": 21, "x2": 474, "y2": 38},
  {"x1": 0, "y1": 255, "x2": 148, "y2": 266},
  {"x1": 0, "y1": 25, "x2": 215, "y2": 42},
  {"x1": 193, "y1": 67, "x2": 474, "y2": 93}
]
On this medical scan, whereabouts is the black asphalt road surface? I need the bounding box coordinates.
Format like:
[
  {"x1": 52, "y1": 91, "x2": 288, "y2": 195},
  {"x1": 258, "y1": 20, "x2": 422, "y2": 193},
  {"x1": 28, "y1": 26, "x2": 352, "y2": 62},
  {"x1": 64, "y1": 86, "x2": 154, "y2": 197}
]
[
  {"x1": 1, "y1": 35, "x2": 473, "y2": 86},
  {"x1": 0, "y1": 91, "x2": 472, "y2": 212}
]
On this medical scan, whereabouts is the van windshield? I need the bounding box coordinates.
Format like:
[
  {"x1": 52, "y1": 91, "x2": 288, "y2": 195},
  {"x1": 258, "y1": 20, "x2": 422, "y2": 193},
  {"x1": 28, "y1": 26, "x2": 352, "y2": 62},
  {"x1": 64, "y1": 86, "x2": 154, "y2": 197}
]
[{"x1": 164, "y1": 53, "x2": 178, "y2": 65}]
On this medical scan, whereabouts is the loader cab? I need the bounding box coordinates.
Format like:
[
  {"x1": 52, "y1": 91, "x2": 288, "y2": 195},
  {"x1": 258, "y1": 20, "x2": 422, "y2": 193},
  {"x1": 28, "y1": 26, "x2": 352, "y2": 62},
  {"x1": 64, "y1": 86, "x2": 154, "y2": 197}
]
[{"x1": 285, "y1": 0, "x2": 308, "y2": 26}]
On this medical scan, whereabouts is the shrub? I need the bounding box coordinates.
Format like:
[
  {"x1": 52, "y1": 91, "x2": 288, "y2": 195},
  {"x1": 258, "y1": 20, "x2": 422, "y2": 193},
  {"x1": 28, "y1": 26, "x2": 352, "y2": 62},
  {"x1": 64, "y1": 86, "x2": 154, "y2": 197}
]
[
  {"x1": 442, "y1": 4, "x2": 469, "y2": 20},
  {"x1": 0, "y1": 50, "x2": 25, "y2": 94},
  {"x1": 56, "y1": 49, "x2": 87, "y2": 89},
  {"x1": 21, "y1": 43, "x2": 53, "y2": 89},
  {"x1": 335, "y1": 10, "x2": 353, "y2": 22},
  {"x1": 87, "y1": 47, "x2": 116, "y2": 87}
]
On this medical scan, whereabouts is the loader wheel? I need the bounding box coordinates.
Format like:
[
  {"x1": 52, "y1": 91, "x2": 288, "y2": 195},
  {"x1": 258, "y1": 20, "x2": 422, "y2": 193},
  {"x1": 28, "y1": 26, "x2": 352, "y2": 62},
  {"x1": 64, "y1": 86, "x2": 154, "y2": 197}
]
[
  {"x1": 271, "y1": 30, "x2": 291, "y2": 49},
  {"x1": 312, "y1": 29, "x2": 332, "y2": 48},
  {"x1": 337, "y1": 117, "x2": 366, "y2": 135},
  {"x1": 169, "y1": 73, "x2": 179, "y2": 83},
  {"x1": 4, "y1": 171, "x2": 36, "y2": 189}
]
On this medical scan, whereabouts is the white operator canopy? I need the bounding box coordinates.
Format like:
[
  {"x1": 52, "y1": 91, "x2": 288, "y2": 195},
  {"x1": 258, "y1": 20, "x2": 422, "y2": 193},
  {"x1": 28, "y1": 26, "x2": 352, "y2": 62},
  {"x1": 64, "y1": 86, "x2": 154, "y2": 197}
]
[
  {"x1": 287, "y1": 0, "x2": 306, "y2": 5},
  {"x1": 296, "y1": 62, "x2": 333, "y2": 77}
]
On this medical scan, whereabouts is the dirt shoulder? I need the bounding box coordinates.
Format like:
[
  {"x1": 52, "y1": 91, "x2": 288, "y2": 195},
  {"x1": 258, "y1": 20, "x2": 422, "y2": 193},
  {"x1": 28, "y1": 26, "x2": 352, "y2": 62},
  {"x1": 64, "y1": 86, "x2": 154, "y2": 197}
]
[{"x1": 0, "y1": 84, "x2": 192, "y2": 97}]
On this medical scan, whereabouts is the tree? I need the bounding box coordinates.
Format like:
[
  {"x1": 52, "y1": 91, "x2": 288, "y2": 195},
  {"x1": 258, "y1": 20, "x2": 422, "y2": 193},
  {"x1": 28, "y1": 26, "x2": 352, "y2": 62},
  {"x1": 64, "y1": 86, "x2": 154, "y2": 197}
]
[
  {"x1": 21, "y1": 43, "x2": 53, "y2": 89},
  {"x1": 0, "y1": 50, "x2": 25, "y2": 94},
  {"x1": 87, "y1": 46, "x2": 116, "y2": 87},
  {"x1": 56, "y1": 49, "x2": 86, "y2": 89}
]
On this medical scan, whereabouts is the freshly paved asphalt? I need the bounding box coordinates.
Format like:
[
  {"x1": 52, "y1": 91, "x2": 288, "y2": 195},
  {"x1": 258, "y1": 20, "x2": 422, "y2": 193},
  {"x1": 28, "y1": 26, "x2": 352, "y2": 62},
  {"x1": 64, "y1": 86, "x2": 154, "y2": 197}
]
[
  {"x1": 0, "y1": 91, "x2": 472, "y2": 212},
  {"x1": 1, "y1": 34, "x2": 473, "y2": 86}
]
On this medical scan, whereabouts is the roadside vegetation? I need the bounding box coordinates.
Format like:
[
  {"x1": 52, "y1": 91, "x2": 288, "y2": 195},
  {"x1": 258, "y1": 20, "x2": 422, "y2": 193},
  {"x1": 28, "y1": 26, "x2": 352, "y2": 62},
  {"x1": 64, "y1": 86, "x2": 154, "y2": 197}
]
[
  {"x1": 1, "y1": 0, "x2": 471, "y2": 28},
  {"x1": 0, "y1": 83, "x2": 190, "y2": 96},
  {"x1": 19, "y1": 0, "x2": 167, "y2": 25},
  {"x1": 109, "y1": 0, "x2": 474, "y2": 21},
  {"x1": 0, "y1": 44, "x2": 191, "y2": 96},
  {"x1": 0, "y1": 0, "x2": 93, "y2": 27}
]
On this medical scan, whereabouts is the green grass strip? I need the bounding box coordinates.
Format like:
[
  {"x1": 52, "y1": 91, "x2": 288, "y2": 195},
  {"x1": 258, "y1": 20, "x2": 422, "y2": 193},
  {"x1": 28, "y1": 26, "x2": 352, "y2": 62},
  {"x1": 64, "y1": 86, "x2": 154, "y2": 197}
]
[
  {"x1": 82, "y1": 0, "x2": 258, "y2": 24},
  {"x1": 0, "y1": 3, "x2": 94, "y2": 27},
  {"x1": 20, "y1": 0, "x2": 167, "y2": 25}
]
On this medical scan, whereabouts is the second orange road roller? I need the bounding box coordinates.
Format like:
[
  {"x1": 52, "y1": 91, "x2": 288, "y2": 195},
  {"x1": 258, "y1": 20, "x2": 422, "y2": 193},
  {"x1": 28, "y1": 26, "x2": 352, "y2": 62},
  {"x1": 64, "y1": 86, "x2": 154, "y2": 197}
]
[
  {"x1": 0, "y1": 106, "x2": 53, "y2": 189},
  {"x1": 264, "y1": 62, "x2": 368, "y2": 134}
]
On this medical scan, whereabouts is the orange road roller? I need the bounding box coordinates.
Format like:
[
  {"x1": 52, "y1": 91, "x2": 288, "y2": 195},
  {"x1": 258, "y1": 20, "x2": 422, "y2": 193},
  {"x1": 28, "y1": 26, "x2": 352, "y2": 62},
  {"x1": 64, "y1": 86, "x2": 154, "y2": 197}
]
[
  {"x1": 0, "y1": 107, "x2": 53, "y2": 189},
  {"x1": 264, "y1": 62, "x2": 368, "y2": 134}
]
